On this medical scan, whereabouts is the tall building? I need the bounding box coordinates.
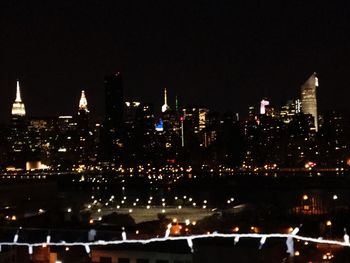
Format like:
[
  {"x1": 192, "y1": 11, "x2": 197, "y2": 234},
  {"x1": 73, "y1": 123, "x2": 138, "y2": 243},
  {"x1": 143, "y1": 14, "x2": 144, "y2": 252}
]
[
  {"x1": 285, "y1": 113, "x2": 317, "y2": 167},
  {"x1": 76, "y1": 90, "x2": 93, "y2": 164},
  {"x1": 124, "y1": 101, "x2": 156, "y2": 164},
  {"x1": 104, "y1": 73, "x2": 124, "y2": 133},
  {"x1": 79, "y1": 90, "x2": 89, "y2": 112},
  {"x1": 161, "y1": 88, "x2": 170, "y2": 113},
  {"x1": 318, "y1": 111, "x2": 349, "y2": 167},
  {"x1": 54, "y1": 115, "x2": 77, "y2": 167},
  {"x1": 100, "y1": 73, "x2": 124, "y2": 162},
  {"x1": 301, "y1": 72, "x2": 318, "y2": 131},
  {"x1": 260, "y1": 99, "x2": 269, "y2": 115},
  {"x1": 11, "y1": 80, "x2": 26, "y2": 116},
  {"x1": 182, "y1": 106, "x2": 209, "y2": 148},
  {"x1": 280, "y1": 99, "x2": 301, "y2": 124},
  {"x1": 27, "y1": 117, "x2": 56, "y2": 164},
  {"x1": 8, "y1": 80, "x2": 28, "y2": 167}
]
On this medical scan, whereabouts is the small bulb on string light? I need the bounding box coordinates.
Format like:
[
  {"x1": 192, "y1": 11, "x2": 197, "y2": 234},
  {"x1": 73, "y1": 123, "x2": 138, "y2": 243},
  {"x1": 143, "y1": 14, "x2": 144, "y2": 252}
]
[
  {"x1": 259, "y1": 236, "x2": 267, "y2": 249},
  {"x1": 187, "y1": 237, "x2": 194, "y2": 253},
  {"x1": 84, "y1": 244, "x2": 90, "y2": 254},
  {"x1": 165, "y1": 224, "x2": 171, "y2": 238},
  {"x1": 122, "y1": 227, "x2": 127, "y2": 241},
  {"x1": 28, "y1": 245, "x2": 33, "y2": 255},
  {"x1": 46, "y1": 233, "x2": 51, "y2": 244},
  {"x1": 291, "y1": 227, "x2": 300, "y2": 235},
  {"x1": 234, "y1": 236, "x2": 240, "y2": 245},
  {"x1": 344, "y1": 228, "x2": 349, "y2": 244},
  {"x1": 13, "y1": 232, "x2": 19, "y2": 243}
]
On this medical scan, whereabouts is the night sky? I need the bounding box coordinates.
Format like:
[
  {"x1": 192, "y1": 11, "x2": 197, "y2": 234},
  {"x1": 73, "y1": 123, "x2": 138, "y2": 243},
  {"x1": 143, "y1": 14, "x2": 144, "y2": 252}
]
[{"x1": 1, "y1": 1, "x2": 350, "y2": 122}]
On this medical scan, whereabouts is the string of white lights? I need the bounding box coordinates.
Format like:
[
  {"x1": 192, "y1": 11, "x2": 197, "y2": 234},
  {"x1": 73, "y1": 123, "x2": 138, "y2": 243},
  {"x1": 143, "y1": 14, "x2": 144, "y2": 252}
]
[{"x1": 2, "y1": 231, "x2": 350, "y2": 256}]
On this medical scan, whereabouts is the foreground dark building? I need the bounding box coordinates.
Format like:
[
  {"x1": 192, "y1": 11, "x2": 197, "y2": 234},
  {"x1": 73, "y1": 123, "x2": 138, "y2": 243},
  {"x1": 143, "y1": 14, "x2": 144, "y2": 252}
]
[{"x1": 100, "y1": 73, "x2": 124, "y2": 163}]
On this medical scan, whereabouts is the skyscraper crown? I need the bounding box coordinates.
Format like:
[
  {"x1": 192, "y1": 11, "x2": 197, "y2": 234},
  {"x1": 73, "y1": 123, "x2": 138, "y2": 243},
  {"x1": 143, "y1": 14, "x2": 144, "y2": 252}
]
[
  {"x1": 12, "y1": 80, "x2": 26, "y2": 116},
  {"x1": 79, "y1": 90, "x2": 89, "y2": 112}
]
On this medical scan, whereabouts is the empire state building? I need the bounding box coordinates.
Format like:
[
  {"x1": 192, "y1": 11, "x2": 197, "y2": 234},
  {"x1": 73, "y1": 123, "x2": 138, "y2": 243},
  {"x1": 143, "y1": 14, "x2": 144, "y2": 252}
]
[
  {"x1": 11, "y1": 80, "x2": 26, "y2": 116},
  {"x1": 9, "y1": 79, "x2": 28, "y2": 167}
]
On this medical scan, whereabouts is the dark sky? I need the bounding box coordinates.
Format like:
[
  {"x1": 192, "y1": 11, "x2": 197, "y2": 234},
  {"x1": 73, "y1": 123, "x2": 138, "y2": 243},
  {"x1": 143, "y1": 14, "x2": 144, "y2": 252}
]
[{"x1": 1, "y1": 1, "x2": 350, "y2": 122}]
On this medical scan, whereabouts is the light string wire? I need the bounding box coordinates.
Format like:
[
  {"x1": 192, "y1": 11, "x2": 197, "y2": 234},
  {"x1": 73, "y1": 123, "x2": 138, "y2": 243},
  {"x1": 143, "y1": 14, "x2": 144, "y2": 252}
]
[{"x1": 3, "y1": 231, "x2": 350, "y2": 255}]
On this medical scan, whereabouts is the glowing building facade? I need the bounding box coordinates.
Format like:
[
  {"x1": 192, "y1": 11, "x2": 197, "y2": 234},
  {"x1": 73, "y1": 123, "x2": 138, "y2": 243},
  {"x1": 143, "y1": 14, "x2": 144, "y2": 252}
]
[
  {"x1": 280, "y1": 99, "x2": 301, "y2": 124},
  {"x1": 161, "y1": 88, "x2": 170, "y2": 113},
  {"x1": 79, "y1": 90, "x2": 89, "y2": 112},
  {"x1": 11, "y1": 80, "x2": 26, "y2": 116},
  {"x1": 301, "y1": 73, "x2": 318, "y2": 131},
  {"x1": 260, "y1": 99, "x2": 269, "y2": 115}
]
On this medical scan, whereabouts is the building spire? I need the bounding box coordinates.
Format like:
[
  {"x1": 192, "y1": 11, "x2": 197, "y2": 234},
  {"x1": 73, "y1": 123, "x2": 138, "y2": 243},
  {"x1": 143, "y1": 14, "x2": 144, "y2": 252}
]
[
  {"x1": 15, "y1": 80, "x2": 22, "y2": 102},
  {"x1": 79, "y1": 90, "x2": 89, "y2": 112},
  {"x1": 164, "y1": 88, "x2": 168, "y2": 105},
  {"x1": 161, "y1": 88, "x2": 170, "y2": 113},
  {"x1": 12, "y1": 79, "x2": 26, "y2": 116}
]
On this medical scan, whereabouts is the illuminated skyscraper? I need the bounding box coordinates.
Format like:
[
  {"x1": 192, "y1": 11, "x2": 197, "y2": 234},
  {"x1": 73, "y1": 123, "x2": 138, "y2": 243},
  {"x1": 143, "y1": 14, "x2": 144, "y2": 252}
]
[
  {"x1": 11, "y1": 80, "x2": 26, "y2": 116},
  {"x1": 79, "y1": 90, "x2": 89, "y2": 112},
  {"x1": 161, "y1": 88, "x2": 170, "y2": 113},
  {"x1": 76, "y1": 90, "x2": 93, "y2": 164},
  {"x1": 260, "y1": 98, "x2": 269, "y2": 115},
  {"x1": 301, "y1": 72, "x2": 318, "y2": 131},
  {"x1": 8, "y1": 80, "x2": 28, "y2": 167}
]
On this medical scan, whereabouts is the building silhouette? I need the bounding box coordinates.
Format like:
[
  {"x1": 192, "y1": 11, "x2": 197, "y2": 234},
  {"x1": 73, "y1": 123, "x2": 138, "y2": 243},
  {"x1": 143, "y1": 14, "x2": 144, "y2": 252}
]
[
  {"x1": 104, "y1": 73, "x2": 124, "y2": 131},
  {"x1": 100, "y1": 73, "x2": 124, "y2": 162}
]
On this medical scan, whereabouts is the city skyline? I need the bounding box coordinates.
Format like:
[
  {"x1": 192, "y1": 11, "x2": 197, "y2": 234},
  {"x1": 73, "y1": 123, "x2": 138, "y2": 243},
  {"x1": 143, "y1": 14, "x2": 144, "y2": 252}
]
[
  {"x1": 2, "y1": 2, "x2": 350, "y2": 121},
  {"x1": 3, "y1": 69, "x2": 347, "y2": 171},
  {"x1": 1, "y1": 71, "x2": 346, "y2": 123}
]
